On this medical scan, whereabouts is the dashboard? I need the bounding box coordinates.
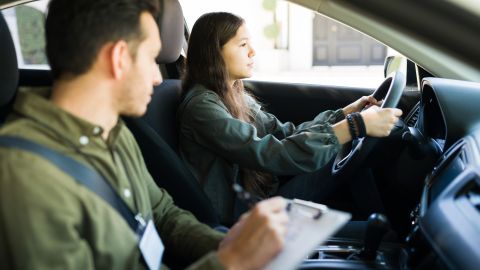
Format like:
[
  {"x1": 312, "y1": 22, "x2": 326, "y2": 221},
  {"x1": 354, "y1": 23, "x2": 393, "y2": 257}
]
[
  {"x1": 417, "y1": 78, "x2": 480, "y2": 152},
  {"x1": 295, "y1": 77, "x2": 480, "y2": 269},
  {"x1": 419, "y1": 88, "x2": 446, "y2": 150},
  {"x1": 406, "y1": 78, "x2": 480, "y2": 269}
]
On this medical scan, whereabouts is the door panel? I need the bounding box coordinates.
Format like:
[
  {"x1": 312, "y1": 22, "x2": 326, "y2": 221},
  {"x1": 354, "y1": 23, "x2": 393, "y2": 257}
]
[{"x1": 244, "y1": 80, "x2": 419, "y2": 125}]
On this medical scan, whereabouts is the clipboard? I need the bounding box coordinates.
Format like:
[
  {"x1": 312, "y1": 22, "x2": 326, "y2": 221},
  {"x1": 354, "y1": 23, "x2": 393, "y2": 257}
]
[{"x1": 263, "y1": 199, "x2": 351, "y2": 270}]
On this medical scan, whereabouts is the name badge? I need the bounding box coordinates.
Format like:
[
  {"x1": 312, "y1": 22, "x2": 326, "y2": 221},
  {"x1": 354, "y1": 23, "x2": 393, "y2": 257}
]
[{"x1": 139, "y1": 220, "x2": 164, "y2": 270}]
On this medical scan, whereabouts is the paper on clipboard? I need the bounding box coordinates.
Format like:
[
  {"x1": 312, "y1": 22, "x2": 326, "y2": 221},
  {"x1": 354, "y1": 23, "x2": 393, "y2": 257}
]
[{"x1": 263, "y1": 199, "x2": 351, "y2": 270}]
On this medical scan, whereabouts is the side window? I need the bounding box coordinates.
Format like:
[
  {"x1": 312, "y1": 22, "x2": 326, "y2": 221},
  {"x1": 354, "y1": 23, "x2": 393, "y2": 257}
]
[
  {"x1": 179, "y1": 0, "x2": 403, "y2": 88},
  {"x1": 1, "y1": 0, "x2": 50, "y2": 69}
]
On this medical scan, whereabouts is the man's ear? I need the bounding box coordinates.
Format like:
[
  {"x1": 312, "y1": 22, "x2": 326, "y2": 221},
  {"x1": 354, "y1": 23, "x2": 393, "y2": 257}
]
[{"x1": 110, "y1": 40, "x2": 131, "y2": 80}]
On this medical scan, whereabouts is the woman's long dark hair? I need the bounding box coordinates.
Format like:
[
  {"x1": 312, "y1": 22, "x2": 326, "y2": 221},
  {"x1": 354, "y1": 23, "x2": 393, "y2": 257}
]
[
  {"x1": 183, "y1": 12, "x2": 251, "y2": 122},
  {"x1": 182, "y1": 12, "x2": 274, "y2": 197}
]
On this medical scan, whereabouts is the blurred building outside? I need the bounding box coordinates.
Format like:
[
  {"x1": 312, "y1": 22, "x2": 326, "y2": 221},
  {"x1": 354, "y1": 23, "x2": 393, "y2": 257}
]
[
  {"x1": 3, "y1": 0, "x2": 397, "y2": 88},
  {"x1": 180, "y1": 0, "x2": 395, "y2": 88}
]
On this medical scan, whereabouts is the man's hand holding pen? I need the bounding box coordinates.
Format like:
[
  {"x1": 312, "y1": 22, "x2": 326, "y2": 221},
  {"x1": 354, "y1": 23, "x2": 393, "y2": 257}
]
[{"x1": 218, "y1": 197, "x2": 290, "y2": 270}]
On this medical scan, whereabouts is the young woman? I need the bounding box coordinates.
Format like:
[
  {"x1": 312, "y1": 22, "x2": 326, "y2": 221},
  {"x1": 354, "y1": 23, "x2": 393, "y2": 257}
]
[{"x1": 178, "y1": 12, "x2": 402, "y2": 224}]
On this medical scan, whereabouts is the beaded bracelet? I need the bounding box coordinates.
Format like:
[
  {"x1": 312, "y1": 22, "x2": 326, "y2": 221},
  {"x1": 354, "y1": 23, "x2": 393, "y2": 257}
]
[
  {"x1": 352, "y1": 112, "x2": 367, "y2": 138},
  {"x1": 346, "y1": 113, "x2": 358, "y2": 140}
]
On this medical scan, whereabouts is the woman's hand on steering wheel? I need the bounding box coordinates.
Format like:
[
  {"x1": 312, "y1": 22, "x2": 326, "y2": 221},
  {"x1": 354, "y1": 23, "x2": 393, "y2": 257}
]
[
  {"x1": 332, "y1": 71, "x2": 406, "y2": 177},
  {"x1": 361, "y1": 105, "x2": 403, "y2": 137},
  {"x1": 343, "y1": 95, "x2": 382, "y2": 115}
]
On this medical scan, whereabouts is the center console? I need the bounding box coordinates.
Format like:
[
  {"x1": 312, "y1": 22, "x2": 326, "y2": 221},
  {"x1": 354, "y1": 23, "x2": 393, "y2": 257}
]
[{"x1": 299, "y1": 214, "x2": 404, "y2": 269}]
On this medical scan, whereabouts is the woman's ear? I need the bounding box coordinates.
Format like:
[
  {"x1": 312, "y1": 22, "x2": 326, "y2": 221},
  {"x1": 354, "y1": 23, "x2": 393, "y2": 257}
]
[{"x1": 110, "y1": 40, "x2": 130, "y2": 80}]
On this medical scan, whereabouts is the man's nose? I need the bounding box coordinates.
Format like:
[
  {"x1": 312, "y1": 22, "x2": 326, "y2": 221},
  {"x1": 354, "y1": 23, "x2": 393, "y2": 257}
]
[{"x1": 153, "y1": 65, "x2": 163, "y2": 86}]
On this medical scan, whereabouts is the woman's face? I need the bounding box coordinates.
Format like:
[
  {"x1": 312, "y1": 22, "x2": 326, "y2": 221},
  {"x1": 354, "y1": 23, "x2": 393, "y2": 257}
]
[{"x1": 221, "y1": 23, "x2": 256, "y2": 82}]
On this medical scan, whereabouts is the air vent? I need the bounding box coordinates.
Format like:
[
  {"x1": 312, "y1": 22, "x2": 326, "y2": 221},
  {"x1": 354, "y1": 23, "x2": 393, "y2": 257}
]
[
  {"x1": 406, "y1": 102, "x2": 420, "y2": 127},
  {"x1": 432, "y1": 140, "x2": 465, "y2": 175},
  {"x1": 426, "y1": 140, "x2": 466, "y2": 202}
]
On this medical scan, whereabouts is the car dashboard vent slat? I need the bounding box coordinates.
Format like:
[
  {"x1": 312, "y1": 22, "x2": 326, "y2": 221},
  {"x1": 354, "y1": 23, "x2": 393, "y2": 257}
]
[{"x1": 406, "y1": 101, "x2": 420, "y2": 127}]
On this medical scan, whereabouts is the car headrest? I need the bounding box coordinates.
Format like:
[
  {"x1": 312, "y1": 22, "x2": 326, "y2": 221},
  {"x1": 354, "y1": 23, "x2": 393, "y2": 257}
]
[
  {"x1": 156, "y1": 0, "x2": 184, "y2": 64},
  {"x1": 0, "y1": 12, "x2": 19, "y2": 109}
]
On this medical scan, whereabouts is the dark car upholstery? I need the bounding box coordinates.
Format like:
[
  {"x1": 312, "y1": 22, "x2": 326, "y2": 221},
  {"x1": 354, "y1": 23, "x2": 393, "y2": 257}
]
[{"x1": 0, "y1": 13, "x2": 18, "y2": 124}]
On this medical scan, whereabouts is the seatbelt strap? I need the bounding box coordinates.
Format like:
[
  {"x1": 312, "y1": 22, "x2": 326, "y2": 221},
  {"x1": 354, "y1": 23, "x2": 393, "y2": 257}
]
[{"x1": 0, "y1": 136, "x2": 141, "y2": 234}]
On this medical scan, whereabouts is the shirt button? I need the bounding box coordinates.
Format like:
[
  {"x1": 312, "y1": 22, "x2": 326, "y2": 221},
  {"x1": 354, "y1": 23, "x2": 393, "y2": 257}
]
[
  {"x1": 123, "y1": 189, "x2": 131, "y2": 198},
  {"x1": 79, "y1": 136, "x2": 89, "y2": 145},
  {"x1": 92, "y1": 126, "x2": 102, "y2": 136}
]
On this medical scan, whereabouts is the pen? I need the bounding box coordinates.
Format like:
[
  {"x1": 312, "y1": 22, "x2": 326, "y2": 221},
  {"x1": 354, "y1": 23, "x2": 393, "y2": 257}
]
[
  {"x1": 232, "y1": 183, "x2": 262, "y2": 207},
  {"x1": 232, "y1": 183, "x2": 292, "y2": 211}
]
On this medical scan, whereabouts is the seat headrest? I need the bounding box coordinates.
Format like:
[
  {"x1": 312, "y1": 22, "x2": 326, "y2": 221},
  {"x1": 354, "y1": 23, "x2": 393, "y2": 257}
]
[
  {"x1": 0, "y1": 12, "x2": 19, "y2": 108},
  {"x1": 156, "y1": 0, "x2": 184, "y2": 64}
]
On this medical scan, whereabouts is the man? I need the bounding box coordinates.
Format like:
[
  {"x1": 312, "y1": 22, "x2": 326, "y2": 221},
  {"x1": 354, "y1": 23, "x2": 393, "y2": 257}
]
[{"x1": 0, "y1": 0, "x2": 288, "y2": 269}]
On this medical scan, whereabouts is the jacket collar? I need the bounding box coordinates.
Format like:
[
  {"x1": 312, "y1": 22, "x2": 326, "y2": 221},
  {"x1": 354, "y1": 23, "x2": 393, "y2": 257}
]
[{"x1": 12, "y1": 88, "x2": 123, "y2": 149}]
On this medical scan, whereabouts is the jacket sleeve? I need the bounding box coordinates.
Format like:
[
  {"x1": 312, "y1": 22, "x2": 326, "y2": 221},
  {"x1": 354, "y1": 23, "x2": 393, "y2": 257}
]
[
  {"x1": 256, "y1": 108, "x2": 345, "y2": 139},
  {"x1": 0, "y1": 150, "x2": 98, "y2": 270},
  {"x1": 185, "y1": 252, "x2": 225, "y2": 270},
  {"x1": 246, "y1": 95, "x2": 345, "y2": 139},
  {"x1": 180, "y1": 92, "x2": 342, "y2": 175}
]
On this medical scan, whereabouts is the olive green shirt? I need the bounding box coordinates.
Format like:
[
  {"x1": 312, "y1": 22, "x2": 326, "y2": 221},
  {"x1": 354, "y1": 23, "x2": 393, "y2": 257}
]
[
  {"x1": 0, "y1": 89, "x2": 225, "y2": 270},
  {"x1": 178, "y1": 84, "x2": 344, "y2": 224}
]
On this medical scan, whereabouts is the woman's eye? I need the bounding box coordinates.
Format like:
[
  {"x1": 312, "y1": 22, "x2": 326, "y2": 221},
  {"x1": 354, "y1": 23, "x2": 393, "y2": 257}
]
[{"x1": 240, "y1": 43, "x2": 247, "y2": 47}]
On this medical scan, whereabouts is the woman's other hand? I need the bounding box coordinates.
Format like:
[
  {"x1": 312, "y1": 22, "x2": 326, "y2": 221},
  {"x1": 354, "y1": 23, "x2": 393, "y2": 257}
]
[
  {"x1": 343, "y1": 95, "x2": 382, "y2": 115},
  {"x1": 361, "y1": 105, "x2": 403, "y2": 137}
]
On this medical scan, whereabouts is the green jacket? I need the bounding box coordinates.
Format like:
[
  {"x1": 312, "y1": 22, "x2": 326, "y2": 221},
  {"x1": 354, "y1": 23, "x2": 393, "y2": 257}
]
[
  {"x1": 0, "y1": 89, "x2": 225, "y2": 270},
  {"x1": 178, "y1": 84, "x2": 344, "y2": 224}
]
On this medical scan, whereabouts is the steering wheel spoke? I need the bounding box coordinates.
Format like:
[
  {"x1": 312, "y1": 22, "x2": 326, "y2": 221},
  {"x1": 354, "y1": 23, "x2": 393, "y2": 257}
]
[{"x1": 332, "y1": 71, "x2": 406, "y2": 178}]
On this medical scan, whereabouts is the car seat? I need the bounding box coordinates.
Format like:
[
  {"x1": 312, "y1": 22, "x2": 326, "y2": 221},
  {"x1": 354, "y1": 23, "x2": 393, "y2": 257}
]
[
  {"x1": 123, "y1": 0, "x2": 220, "y2": 227},
  {"x1": 0, "y1": 12, "x2": 18, "y2": 125}
]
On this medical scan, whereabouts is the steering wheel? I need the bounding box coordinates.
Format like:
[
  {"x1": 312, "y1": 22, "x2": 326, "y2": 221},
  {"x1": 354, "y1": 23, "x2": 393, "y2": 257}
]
[{"x1": 332, "y1": 71, "x2": 406, "y2": 178}]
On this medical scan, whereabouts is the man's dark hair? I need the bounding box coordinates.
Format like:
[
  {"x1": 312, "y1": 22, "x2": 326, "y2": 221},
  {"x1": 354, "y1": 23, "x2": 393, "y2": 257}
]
[{"x1": 46, "y1": 0, "x2": 159, "y2": 80}]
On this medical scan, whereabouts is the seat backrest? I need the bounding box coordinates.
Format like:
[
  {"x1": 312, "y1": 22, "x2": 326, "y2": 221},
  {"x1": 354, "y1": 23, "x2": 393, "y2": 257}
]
[
  {"x1": 0, "y1": 12, "x2": 19, "y2": 124},
  {"x1": 125, "y1": 0, "x2": 220, "y2": 226},
  {"x1": 141, "y1": 79, "x2": 182, "y2": 149},
  {"x1": 124, "y1": 116, "x2": 219, "y2": 226}
]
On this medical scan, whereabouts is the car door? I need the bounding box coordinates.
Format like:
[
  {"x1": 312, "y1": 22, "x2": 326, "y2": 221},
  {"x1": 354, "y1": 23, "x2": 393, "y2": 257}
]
[{"x1": 245, "y1": 79, "x2": 419, "y2": 125}]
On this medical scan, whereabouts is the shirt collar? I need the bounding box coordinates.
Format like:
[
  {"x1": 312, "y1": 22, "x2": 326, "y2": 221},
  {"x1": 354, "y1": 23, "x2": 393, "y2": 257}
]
[{"x1": 13, "y1": 88, "x2": 124, "y2": 149}]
